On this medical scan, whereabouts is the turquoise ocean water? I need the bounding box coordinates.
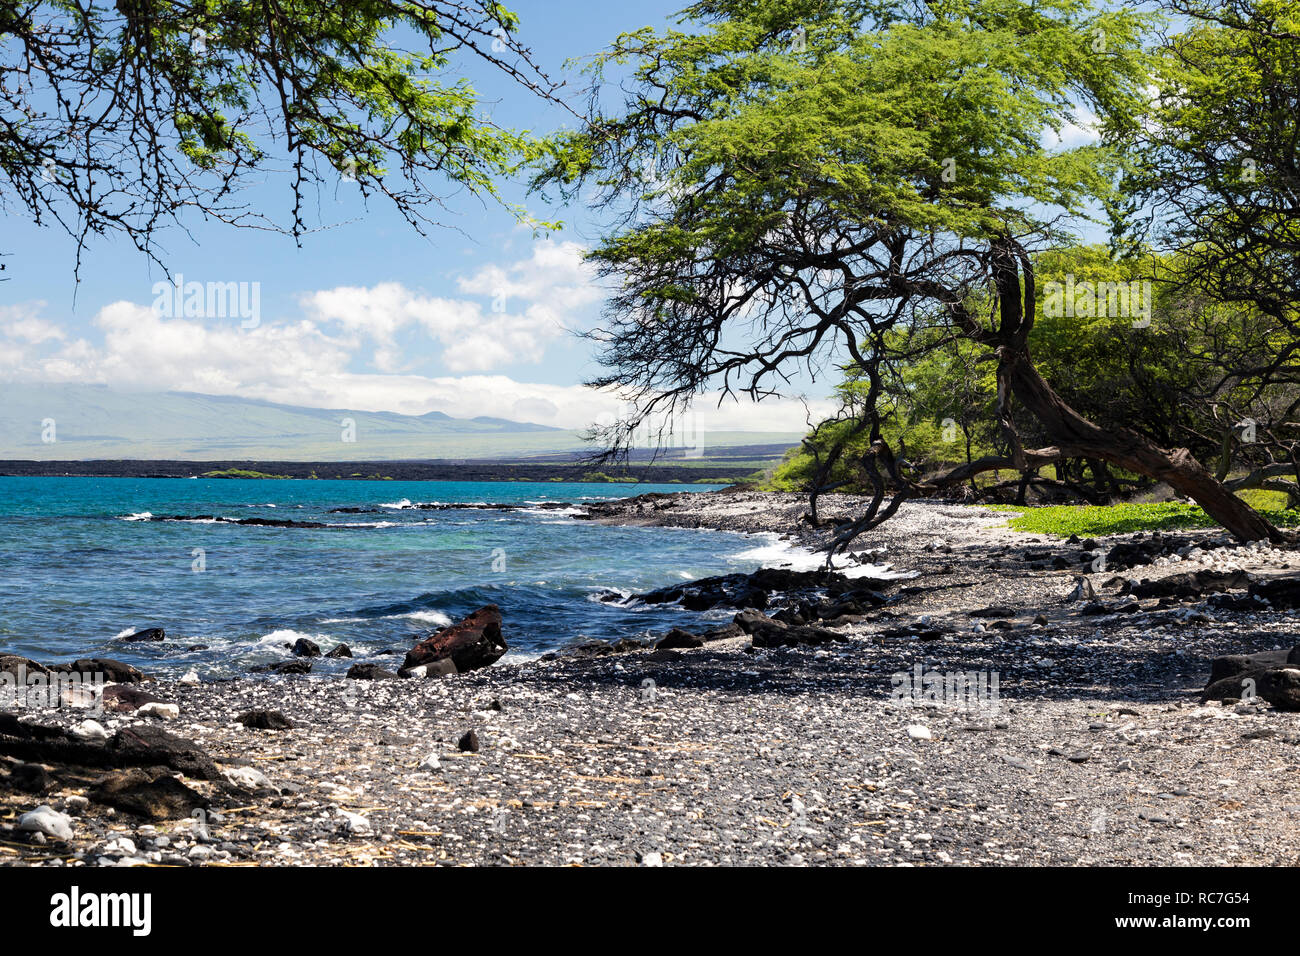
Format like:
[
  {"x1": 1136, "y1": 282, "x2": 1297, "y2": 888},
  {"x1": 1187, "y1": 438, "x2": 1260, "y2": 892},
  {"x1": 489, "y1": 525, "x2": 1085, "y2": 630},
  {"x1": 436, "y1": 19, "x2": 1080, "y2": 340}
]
[{"x1": 0, "y1": 477, "x2": 778, "y2": 676}]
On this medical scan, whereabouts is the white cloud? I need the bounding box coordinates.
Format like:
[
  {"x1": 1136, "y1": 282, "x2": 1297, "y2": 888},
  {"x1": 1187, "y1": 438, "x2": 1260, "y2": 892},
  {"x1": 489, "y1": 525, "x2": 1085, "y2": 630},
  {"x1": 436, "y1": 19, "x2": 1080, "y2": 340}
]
[
  {"x1": 1044, "y1": 104, "x2": 1100, "y2": 150},
  {"x1": 0, "y1": 304, "x2": 827, "y2": 433},
  {"x1": 0, "y1": 301, "x2": 64, "y2": 344},
  {"x1": 0, "y1": 237, "x2": 831, "y2": 435},
  {"x1": 302, "y1": 239, "x2": 600, "y2": 373}
]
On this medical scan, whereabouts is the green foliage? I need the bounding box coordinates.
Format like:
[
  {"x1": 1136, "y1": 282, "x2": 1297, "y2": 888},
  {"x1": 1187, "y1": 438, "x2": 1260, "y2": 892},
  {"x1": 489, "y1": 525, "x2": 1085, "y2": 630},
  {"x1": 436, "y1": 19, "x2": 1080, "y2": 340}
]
[
  {"x1": 1235, "y1": 488, "x2": 1290, "y2": 512},
  {"x1": 998, "y1": 501, "x2": 1300, "y2": 537},
  {"x1": 532, "y1": 0, "x2": 1158, "y2": 489},
  {"x1": 1123, "y1": 0, "x2": 1300, "y2": 325},
  {"x1": 775, "y1": 237, "x2": 1297, "y2": 495},
  {"x1": 201, "y1": 468, "x2": 291, "y2": 479},
  {"x1": 541, "y1": 0, "x2": 1155, "y2": 239},
  {"x1": 3, "y1": 1, "x2": 558, "y2": 262}
]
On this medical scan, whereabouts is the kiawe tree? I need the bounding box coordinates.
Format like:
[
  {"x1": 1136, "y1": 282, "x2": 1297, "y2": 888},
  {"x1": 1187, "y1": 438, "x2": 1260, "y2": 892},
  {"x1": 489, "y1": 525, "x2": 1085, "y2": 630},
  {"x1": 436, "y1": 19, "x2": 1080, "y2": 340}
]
[
  {"x1": 533, "y1": 0, "x2": 1289, "y2": 550},
  {"x1": 1122, "y1": 0, "x2": 1300, "y2": 515},
  {"x1": 0, "y1": 0, "x2": 562, "y2": 275}
]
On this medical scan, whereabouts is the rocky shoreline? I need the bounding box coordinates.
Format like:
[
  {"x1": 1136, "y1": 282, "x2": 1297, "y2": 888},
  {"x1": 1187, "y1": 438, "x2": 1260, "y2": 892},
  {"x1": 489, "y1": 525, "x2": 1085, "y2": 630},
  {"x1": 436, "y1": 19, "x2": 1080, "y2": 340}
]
[{"x1": 4, "y1": 490, "x2": 1300, "y2": 866}]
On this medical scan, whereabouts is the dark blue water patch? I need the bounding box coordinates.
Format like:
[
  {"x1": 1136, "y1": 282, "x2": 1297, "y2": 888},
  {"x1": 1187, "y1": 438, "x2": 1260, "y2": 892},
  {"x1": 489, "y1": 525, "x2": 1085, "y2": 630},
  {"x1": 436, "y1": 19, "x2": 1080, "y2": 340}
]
[{"x1": 0, "y1": 477, "x2": 783, "y2": 676}]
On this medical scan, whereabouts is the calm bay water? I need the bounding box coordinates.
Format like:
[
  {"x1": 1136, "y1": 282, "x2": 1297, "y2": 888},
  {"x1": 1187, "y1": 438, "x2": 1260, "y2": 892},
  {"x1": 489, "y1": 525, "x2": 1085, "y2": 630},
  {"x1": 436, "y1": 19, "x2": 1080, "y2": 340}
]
[{"x1": 0, "y1": 477, "x2": 779, "y2": 676}]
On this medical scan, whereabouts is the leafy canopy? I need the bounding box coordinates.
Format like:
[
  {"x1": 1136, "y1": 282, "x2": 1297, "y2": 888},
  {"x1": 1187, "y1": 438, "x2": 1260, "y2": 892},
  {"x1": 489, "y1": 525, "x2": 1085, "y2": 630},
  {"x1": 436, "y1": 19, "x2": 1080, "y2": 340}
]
[
  {"x1": 1, "y1": 0, "x2": 561, "y2": 271},
  {"x1": 534, "y1": 0, "x2": 1156, "y2": 434}
]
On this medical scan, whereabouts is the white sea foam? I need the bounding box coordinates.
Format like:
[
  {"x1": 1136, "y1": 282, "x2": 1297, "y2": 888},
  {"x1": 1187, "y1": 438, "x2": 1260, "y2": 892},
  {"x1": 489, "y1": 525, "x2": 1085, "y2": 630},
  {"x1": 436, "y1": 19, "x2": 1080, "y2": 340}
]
[
  {"x1": 379, "y1": 499, "x2": 413, "y2": 509},
  {"x1": 121, "y1": 512, "x2": 153, "y2": 521},
  {"x1": 402, "y1": 610, "x2": 453, "y2": 626},
  {"x1": 729, "y1": 532, "x2": 915, "y2": 579},
  {"x1": 254, "y1": 628, "x2": 327, "y2": 649},
  {"x1": 318, "y1": 609, "x2": 452, "y2": 627}
]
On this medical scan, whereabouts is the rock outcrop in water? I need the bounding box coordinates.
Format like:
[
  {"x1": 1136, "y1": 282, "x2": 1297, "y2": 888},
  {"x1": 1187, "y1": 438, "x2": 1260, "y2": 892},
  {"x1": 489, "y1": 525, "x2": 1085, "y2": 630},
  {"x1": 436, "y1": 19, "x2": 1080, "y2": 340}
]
[{"x1": 402, "y1": 605, "x2": 507, "y2": 674}]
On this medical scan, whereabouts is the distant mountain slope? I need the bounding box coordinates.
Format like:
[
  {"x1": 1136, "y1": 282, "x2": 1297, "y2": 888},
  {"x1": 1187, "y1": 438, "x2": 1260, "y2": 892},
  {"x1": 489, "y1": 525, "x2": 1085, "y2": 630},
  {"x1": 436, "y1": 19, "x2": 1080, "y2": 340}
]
[{"x1": 0, "y1": 384, "x2": 802, "y2": 461}]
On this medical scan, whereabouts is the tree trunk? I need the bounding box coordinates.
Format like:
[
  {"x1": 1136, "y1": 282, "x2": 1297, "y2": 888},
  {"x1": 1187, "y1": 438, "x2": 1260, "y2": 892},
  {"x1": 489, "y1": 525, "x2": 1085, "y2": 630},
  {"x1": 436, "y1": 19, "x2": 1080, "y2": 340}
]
[{"x1": 1003, "y1": 353, "x2": 1286, "y2": 543}]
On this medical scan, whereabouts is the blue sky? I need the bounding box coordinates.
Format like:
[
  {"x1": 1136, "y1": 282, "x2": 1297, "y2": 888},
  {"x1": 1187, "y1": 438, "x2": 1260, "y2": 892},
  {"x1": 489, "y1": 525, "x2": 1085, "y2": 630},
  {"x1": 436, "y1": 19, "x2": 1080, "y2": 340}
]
[
  {"x1": 3, "y1": 1, "x2": 722, "y2": 431},
  {"x1": 0, "y1": 0, "x2": 1105, "y2": 434}
]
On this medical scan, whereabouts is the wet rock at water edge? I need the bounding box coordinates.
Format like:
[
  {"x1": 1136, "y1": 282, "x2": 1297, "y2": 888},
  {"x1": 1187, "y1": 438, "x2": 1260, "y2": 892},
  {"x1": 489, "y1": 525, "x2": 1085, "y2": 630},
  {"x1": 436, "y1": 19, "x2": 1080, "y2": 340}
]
[
  {"x1": 0, "y1": 655, "x2": 50, "y2": 679},
  {"x1": 119, "y1": 627, "x2": 166, "y2": 643},
  {"x1": 397, "y1": 659, "x2": 457, "y2": 679},
  {"x1": 52, "y1": 658, "x2": 150, "y2": 684},
  {"x1": 236, "y1": 709, "x2": 295, "y2": 731},
  {"x1": 656, "y1": 628, "x2": 704, "y2": 650},
  {"x1": 606, "y1": 567, "x2": 891, "y2": 614},
  {"x1": 347, "y1": 662, "x2": 400, "y2": 680},
  {"x1": 291, "y1": 638, "x2": 322, "y2": 658},
  {"x1": 250, "y1": 659, "x2": 312, "y2": 675},
  {"x1": 701, "y1": 623, "x2": 744, "y2": 642},
  {"x1": 325, "y1": 643, "x2": 353, "y2": 659},
  {"x1": 403, "y1": 605, "x2": 507, "y2": 673},
  {"x1": 542, "y1": 637, "x2": 650, "y2": 661}
]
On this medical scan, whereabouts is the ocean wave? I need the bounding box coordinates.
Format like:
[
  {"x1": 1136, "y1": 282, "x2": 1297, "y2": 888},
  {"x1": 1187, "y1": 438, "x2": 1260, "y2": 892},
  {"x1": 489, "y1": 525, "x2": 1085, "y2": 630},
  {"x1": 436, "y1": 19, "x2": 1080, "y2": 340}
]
[
  {"x1": 318, "y1": 609, "x2": 452, "y2": 627},
  {"x1": 729, "y1": 532, "x2": 915, "y2": 579},
  {"x1": 254, "y1": 628, "x2": 328, "y2": 649}
]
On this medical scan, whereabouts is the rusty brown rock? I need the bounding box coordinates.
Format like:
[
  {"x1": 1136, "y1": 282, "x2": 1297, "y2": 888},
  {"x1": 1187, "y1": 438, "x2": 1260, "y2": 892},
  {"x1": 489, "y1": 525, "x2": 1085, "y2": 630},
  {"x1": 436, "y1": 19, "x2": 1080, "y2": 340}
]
[{"x1": 402, "y1": 605, "x2": 506, "y2": 673}]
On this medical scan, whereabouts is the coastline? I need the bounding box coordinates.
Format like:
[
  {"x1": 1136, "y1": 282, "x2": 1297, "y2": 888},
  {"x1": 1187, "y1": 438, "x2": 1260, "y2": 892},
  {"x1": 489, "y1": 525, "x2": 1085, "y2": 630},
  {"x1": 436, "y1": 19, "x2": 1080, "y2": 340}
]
[
  {"x1": 0, "y1": 459, "x2": 761, "y2": 483},
  {"x1": 4, "y1": 489, "x2": 1300, "y2": 866}
]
